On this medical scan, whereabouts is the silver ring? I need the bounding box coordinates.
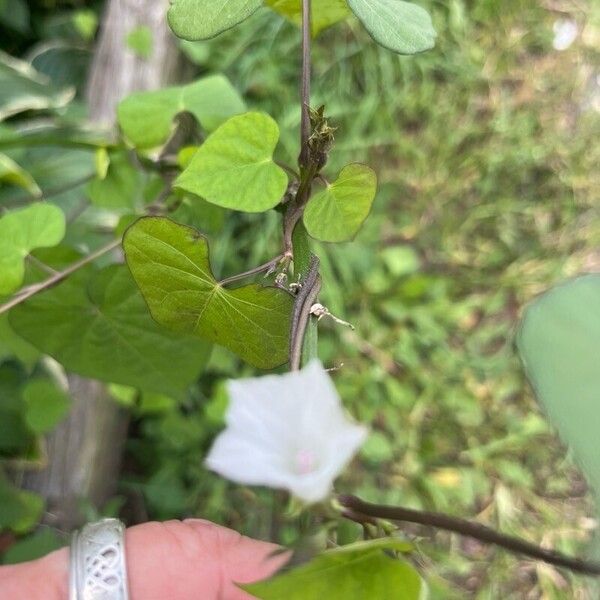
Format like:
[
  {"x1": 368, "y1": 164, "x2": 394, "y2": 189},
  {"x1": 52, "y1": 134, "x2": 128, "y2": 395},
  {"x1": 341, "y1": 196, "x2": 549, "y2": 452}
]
[{"x1": 70, "y1": 518, "x2": 130, "y2": 600}]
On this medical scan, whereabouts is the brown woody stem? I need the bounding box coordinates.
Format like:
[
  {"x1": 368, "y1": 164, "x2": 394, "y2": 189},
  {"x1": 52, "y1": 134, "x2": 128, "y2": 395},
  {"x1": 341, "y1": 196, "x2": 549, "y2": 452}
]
[{"x1": 339, "y1": 495, "x2": 600, "y2": 576}]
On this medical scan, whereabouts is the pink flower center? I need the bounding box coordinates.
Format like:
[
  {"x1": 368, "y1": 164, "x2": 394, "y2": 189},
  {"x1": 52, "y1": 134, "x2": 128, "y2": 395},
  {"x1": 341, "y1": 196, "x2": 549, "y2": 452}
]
[{"x1": 295, "y1": 449, "x2": 317, "y2": 475}]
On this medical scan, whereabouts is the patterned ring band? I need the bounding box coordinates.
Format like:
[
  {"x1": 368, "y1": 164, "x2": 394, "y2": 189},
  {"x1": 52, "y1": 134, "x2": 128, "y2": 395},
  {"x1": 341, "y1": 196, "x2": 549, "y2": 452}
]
[{"x1": 69, "y1": 518, "x2": 130, "y2": 600}]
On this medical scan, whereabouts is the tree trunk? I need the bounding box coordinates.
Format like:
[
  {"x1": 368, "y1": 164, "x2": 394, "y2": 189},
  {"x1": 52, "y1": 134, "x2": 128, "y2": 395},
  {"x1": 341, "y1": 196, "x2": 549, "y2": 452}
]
[{"x1": 22, "y1": 0, "x2": 183, "y2": 531}]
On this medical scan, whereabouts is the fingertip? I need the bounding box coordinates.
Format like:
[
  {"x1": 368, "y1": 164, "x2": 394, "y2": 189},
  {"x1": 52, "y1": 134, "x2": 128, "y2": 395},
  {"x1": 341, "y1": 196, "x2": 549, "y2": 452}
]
[{"x1": 126, "y1": 519, "x2": 290, "y2": 600}]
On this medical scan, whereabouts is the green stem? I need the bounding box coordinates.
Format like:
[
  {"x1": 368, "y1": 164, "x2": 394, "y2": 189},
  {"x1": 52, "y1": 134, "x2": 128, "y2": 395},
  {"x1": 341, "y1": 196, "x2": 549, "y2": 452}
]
[
  {"x1": 299, "y1": 0, "x2": 312, "y2": 170},
  {"x1": 287, "y1": 0, "x2": 320, "y2": 370},
  {"x1": 219, "y1": 254, "x2": 284, "y2": 287}
]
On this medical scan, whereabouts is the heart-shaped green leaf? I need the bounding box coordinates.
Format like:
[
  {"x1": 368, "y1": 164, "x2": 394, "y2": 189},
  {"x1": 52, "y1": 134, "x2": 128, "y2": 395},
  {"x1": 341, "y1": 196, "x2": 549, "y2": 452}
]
[
  {"x1": 0, "y1": 203, "x2": 65, "y2": 295},
  {"x1": 303, "y1": 163, "x2": 376, "y2": 242},
  {"x1": 117, "y1": 76, "x2": 246, "y2": 150},
  {"x1": 347, "y1": 0, "x2": 436, "y2": 55},
  {"x1": 175, "y1": 112, "x2": 288, "y2": 213},
  {"x1": 9, "y1": 265, "x2": 211, "y2": 397},
  {"x1": 167, "y1": 0, "x2": 263, "y2": 41},
  {"x1": 266, "y1": 0, "x2": 351, "y2": 36},
  {"x1": 518, "y1": 275, "x2": 600, "y2": 510},
  {"x1": 123, "y1": 217, "x2": 293, "y2": 369},
  {"x1": 242, "y1": 538, "x2": 423, "y2": 599}
]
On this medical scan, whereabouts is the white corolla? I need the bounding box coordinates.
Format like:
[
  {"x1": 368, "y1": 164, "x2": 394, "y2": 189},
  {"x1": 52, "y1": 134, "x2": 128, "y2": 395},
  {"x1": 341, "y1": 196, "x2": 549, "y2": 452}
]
[{"x1": 205, "y1": 360, "x2": 368, "y2": 504}]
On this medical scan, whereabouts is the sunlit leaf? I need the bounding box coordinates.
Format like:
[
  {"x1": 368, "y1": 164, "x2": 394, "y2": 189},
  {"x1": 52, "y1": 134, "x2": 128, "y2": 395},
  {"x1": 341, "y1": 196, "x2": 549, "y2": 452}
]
[
  {"x1": 242, "y1": 538, "x2": 423, "y2": 599},
  {"x1": 123, "y1": 217, "x2": 293, "y2": 369},
  {"x1": 72, "y1": 9, "x2": 98, "y2": 41},
  {"x1": 175, "y1": 112, "x2": 288, "y2": 212},
  {"x1": 266, "y1": 0, "x2": 351, "y2": 36},
  {"x1": 117, "y1": 76, "x2": 245, "y2": 149},
  {"x1": 10, "y1": 265, "x2": 212, "y2": 397},
  {"x1": 304, "y1": 163, "x2": 376, "y2": 242},
  {"x1": 126, "y1": 25, "x2": 153, "y2": 59},
  {"x1": 347, "y1": 0, "x2": 436, "y2": 55},
  {"x1": 0, "y1": 203, "x2": 65, "y2": 295},
  {"x1": 167, "y1": 0, "x2": 263, "y2": 41}
]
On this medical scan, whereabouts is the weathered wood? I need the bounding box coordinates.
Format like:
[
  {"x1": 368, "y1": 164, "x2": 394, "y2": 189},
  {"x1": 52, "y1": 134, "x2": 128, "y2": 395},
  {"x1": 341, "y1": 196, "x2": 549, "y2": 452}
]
[
  {"x1": 23, "y1": 377, "x2": 129, "y2": 530},
  {"x1": 22, "y1": 0, "x2": 183, "y2": 531},
  {"x1": 87, "y1": 0, "x2": 183, "y2": 124}
]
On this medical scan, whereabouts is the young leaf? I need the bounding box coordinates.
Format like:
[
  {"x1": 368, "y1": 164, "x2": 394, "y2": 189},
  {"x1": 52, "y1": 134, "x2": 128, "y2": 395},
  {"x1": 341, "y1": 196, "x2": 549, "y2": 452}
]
[
  {"x1": 347, "y1": 0, "x2": 436, "y2": 55},
  {"x1": 517, "y1": 276, "x2": 600, "y2": 512},
  {"x1": 175, "y1": 112, "x2": 288, "y2": 213},
  {"x1": 242, "y1": 539, "x2": 423, "y2": 599},
  {"x1": 167, "y1": 0, "x2": 263, "y2": 41},
  {"x1": 0, "y1": 203, "x2": 65, "y2": 295},
  {"x1": 303, "y1": 163, "x2": 376, "y2": 242},
  {"x1": 266, "y1": 0, "x2": 351, "y2": 36},
  {"x1": 9, "y1": 265, "x2": 211, "y2": 397},
  {"x1": 123, "y1": 217, "x2": 293, "y2": 369},
  {"x1": 117, "y1": 76, "x2": 246, "y2": 150}
]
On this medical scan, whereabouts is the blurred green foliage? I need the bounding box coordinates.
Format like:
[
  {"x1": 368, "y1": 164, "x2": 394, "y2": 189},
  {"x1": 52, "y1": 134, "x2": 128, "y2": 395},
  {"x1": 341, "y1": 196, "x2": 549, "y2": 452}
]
[{"x1": 0, "y1": 0, "x2": 598, "y2": 598}]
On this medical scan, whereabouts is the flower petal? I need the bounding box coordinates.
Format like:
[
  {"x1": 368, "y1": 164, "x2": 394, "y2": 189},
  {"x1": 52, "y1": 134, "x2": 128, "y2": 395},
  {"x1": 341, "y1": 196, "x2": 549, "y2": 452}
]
[{"x1": 204, "y1": 360, "x2": 368, "y2": 503}]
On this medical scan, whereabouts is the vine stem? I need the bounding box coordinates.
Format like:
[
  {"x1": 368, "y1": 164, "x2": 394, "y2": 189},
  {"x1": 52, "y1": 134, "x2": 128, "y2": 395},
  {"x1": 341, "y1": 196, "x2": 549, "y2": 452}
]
[
  {"x1": 0, "y1": 239, "x2": 121, "y2": 316},
  {"x1": 299, "y1": 0, "x2": 312, "y2": 169},
  {"x1": 338, "y1": 495, "x2": 600, "y2": 576},
  {"x1": 286, "y1": 0, "x2": 321, "y2": 371},
  {"x1": 219, "y1": 254, "x2": 284, "y2": 287},
  {"x1": 282, "y1": 0, "x2": 314, "y2": 259},
  {"x1": 289, "y1": 255, "x2": 321, "y2": 370}
]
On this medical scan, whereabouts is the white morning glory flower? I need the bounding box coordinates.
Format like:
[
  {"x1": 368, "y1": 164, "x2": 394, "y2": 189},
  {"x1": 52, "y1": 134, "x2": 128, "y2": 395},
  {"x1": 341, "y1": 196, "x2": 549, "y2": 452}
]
[{"x1": 204, "y1": 360, "x2": 368, "y2": 504}]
